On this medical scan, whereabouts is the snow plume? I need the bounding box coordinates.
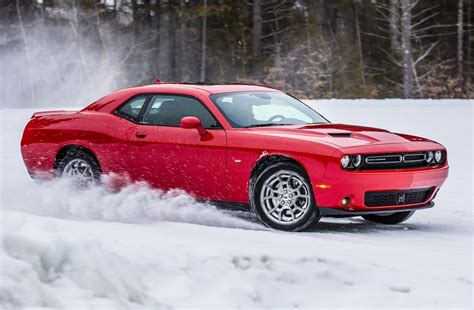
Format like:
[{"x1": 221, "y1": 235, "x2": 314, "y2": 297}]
[
  {"x1": 1, "y1": 176, "x2": 261, "y2": 230},
  {"x1": 0, "y1": 19, "x2": 122, "y2": 109}
]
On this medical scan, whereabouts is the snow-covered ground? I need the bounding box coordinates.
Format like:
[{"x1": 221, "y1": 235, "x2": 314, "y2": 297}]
[{"x1": 0, "y1": 100, "x2": 473, "y2": 309}]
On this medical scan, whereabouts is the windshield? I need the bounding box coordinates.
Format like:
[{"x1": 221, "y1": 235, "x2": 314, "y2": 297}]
[{"x1": 210, "y1": 91, "x2": 329, "y2": 128}]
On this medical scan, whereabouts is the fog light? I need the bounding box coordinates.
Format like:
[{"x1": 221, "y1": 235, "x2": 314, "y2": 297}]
[
  {"x1": 341, "y1": 197, "x2": 351, "y2": 207},
  {"x1": 434, "y1": 150, "x2": 443, "y2": 163}
]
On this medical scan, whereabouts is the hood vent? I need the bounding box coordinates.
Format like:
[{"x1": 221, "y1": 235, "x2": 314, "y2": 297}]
[{"x1": 328, "y1": 132, "x2": 352, "y2": 137}]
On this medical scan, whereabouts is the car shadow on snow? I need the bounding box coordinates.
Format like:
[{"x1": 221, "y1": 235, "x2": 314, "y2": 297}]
[
  {"x1": 221, "y1": 209, "x2": 456, "y2": 234},
  {"x1": 304, "y1": 217, "x2": 460, "y2": 234}
]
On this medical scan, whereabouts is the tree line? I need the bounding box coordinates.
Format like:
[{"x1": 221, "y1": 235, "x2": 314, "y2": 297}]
[{"x1": 0, "y1": 0, "x2": 472, "y2": 106}]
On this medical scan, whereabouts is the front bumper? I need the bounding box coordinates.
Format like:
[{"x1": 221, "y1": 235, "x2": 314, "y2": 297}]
[{"x1": 312, "y1": 163, "x2": 448, "y2": 211}]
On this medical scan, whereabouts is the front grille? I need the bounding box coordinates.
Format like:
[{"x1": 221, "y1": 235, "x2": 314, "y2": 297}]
[
  {"x1": 358, "y1": 151, "x2": 445, "y2": 170},
  {"x1": 364, "y1": 187, "x2": 435, "y2": 207}
]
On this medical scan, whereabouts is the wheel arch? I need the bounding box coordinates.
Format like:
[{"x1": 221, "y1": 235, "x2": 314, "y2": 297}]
[
  {"x1": 248, "y1": 153, "x2": 321, "y2": 231},
  {"x1": 54, "y1": 145, "x2": 102, "y2": 173},
  {"x1": 249, "y1": 154, "x2": 310, "y2": 184}
]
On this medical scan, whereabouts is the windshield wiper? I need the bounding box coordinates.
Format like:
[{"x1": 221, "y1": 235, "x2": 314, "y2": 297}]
[
  {"x1": 246, "y1": 123, "x2": 294, "y2": 128},
  {"x1": 303, "y1": 122, "x2": 327, "y2": 126}
]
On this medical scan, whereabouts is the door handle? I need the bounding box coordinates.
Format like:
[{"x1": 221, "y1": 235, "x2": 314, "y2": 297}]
[{"x1": 135, "y1": 132, "x2": 148, "y2": 138}]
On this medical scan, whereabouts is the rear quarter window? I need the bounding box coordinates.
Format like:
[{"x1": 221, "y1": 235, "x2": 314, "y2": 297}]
[{"x1": 114, "y1": 95, "x2": 147, "y2": 122}]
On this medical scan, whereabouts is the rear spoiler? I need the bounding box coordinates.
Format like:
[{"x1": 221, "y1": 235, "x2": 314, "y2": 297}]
[{"x1": 31, "y1": 110, "x2": 77, "y2": 119}]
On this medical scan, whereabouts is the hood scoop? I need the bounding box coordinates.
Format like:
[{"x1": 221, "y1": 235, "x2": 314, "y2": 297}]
[{"x1": 327, "y1": 132, "x2": 352, "y2": 137}]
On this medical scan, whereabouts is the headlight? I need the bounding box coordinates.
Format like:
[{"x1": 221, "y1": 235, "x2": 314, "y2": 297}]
[
  {"x1": 341, "y1": 155, "x2": 350, "y2": 168},
  {"x1": 426, "y1": 151, "x2": 434, "y2": 163},
  {"x1": 434, "y1": 150, "x2": 443, "y2": 163},
  {"x1": 352, "y1": 155, "x2": 362, "y2": 167},
  {"x1": 341, "y1": 155, "x2": 363, "y2": 169}
]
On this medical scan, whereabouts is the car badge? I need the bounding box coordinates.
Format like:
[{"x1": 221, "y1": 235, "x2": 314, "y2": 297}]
[{"x1": 397, "y1": 193, "x2": 406, "y2": 204}]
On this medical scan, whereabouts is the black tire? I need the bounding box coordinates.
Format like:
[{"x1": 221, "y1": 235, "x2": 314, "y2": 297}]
[
  {"x1": 362, "y1": 211, "x2": 415, "y2": 225},
  {"x1": 250, "y1": 162, "x2": 320, "y2": 231},
  {"x1": 56, "y1": 149, "x2": 102, "y2": 186}
]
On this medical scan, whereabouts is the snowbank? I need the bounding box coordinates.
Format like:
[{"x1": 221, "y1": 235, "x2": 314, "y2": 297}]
[{"x1": 0, "y1": 100, "x2": 472, "y2": 309}]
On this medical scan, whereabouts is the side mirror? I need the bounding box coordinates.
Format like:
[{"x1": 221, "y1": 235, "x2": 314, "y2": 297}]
[{"x1": 180, "y1": 116, "x2": 208, "y2": 136}]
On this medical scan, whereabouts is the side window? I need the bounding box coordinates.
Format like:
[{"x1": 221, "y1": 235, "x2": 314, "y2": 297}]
[
  {"x1": 141, "y1": 95, "x2": 220, "y2": 129},
  {"x1": 115, "y1": 95, "x2": 147, "y2": 122}
]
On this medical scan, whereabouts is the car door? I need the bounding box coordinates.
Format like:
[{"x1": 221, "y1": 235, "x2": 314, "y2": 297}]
[{"x1": 128, "y1": 94, "x2": 228, "y2": 201}]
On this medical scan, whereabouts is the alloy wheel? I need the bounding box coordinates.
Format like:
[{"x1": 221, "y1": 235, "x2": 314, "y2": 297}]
[
  {"x1": 62, "y1": 158, "x2": 96, "y2": 188},
  {"x1": 259, "y1": 170, "x2": 312, "y2": 225}
]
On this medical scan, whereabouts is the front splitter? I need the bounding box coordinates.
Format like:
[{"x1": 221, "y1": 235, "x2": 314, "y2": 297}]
[{"x1": 319, "y1": 201, "x2": 434, "y2": 217}]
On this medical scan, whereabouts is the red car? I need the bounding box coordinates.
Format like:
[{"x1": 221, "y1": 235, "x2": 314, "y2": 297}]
[{"x1": 21, "y1": 83, "x2": 449, "y2": 231}]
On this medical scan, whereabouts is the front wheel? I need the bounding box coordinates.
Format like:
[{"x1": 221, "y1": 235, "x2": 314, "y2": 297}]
[
  {"x1": 250, "y1": 162, "x2": 320, "y2": 231},
  {"x1": 362, "y1": 211, "x2": 415, "y2": 225}
]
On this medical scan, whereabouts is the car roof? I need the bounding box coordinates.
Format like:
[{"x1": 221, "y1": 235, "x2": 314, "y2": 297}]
[
  {"x1": 82, "y1": 83, "x2": 281, "y2": 113},
  {"x1": 125, "y1": 83, "x2": 279, "y2": 95}
]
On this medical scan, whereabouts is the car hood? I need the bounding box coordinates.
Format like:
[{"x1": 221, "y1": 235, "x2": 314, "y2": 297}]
[{"x1": 247, "y1": 123, "x2": 434, "y2": 149}]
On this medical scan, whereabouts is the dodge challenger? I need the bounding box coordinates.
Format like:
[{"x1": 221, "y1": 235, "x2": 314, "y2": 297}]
[{"x1": 21, "y1": 83, "x2": 449, "y2": 231}]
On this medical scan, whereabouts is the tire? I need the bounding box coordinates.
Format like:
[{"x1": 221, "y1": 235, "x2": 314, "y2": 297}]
[
  {"x1": 250, "y1": 162, "x2": 320, "y2": 231},
  {"x1": 362, "y1": 211, "x2": 415, "y2": 225},
  {"x1": 56, "y1": 149, "x2": 101, "y2": 188}
]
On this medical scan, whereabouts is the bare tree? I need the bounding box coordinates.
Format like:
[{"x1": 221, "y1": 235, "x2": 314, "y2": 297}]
[
  {"x1": 144, "y1": 0, "x2": 152, "y2": 27},
  {"x1": 457, "y1": 0, "x2": 464, "y2": 87},
  {"x1": 179, "y1": 0, "x2": 188, "y2": 81},
  {"x1": 169, "y1": 0, "x2": 177, "y2": 80},
  {"x1": 159, "y1": 0, "x2": 172, "y2": 80},
  {"x1": 389, "y1": 0, "x2": 400, "y2": 55},
  {"x1": 375, "y1": 0, "x2": 442, "y2": 98},
  {"x1": 200, "y1": 0, "x2": 208, "y2": 82},
  {"x1": 252, "y1": 0, "x2": 262, "y2": 59},
  {"x1": 131, "y1": 0, "x2": 139, "y2": 37},
  {"x1": 468, "y1": 0, "x2": 473, "y2": 83},
  {"x1": 354, "y1": 0, "x2": 366, "y2": 84},
  {"x1": 400, "y1": 0, "x2": 413, "y2": 98}
]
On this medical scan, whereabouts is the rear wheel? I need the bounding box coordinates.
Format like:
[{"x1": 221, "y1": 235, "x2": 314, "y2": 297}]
[
  {"x1": 250, "y1": 162, "x2": 320, "y2": 231},
  {"x1": 362, "y1": 211, "x2": 415, "y2": 225},
  {"x1": 57, "y1": 149, "x2": 101, "y2": 188}
]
